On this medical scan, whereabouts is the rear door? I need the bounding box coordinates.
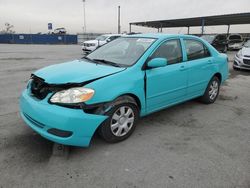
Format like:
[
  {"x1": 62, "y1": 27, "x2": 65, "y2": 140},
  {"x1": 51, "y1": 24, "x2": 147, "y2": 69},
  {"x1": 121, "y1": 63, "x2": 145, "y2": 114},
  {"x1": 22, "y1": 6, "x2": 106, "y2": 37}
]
[{"x1": 183, "y1": 39, "x2": 214, "y2": 98}]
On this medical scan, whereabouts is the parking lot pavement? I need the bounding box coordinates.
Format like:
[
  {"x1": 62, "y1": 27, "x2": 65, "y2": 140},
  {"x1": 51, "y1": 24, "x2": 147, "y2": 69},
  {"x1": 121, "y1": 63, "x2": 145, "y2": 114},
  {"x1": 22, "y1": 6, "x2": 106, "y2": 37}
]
[{"x1": 0, "y1": 44, "x2": 249, "y2": 188}]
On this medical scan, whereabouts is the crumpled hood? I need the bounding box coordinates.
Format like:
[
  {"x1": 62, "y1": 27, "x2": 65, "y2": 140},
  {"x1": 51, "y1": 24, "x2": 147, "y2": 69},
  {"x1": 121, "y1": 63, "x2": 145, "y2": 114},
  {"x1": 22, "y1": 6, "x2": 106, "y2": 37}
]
[
  {"x1": 241, "y1": 47, "x2": 250, "y2": 56},
  {"x1": 34, "y1": 60, "x2": 125, "y2": 84}
]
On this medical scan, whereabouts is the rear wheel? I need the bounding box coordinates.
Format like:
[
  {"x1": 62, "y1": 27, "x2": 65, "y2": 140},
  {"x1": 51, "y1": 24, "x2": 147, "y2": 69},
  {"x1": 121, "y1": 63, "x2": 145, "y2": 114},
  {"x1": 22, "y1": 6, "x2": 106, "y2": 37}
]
[
  {"x1": 200, "y1": 76, "x2": 220, "y2": 104},
  {"x1": 98, "y1": 96, "x2": 139, "y2": 143}
]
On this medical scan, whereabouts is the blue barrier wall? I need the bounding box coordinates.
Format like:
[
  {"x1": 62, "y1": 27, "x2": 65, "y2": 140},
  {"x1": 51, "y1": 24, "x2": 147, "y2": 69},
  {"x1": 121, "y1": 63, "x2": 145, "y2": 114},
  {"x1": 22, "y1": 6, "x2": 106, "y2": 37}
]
[{"x1": 0, "y1": 34, "x2": 77, "y2": 44}]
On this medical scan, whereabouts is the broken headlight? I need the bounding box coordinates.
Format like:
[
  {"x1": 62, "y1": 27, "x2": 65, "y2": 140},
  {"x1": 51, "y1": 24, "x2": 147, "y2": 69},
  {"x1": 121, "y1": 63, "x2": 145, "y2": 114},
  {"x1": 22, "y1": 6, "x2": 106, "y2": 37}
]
[{"x1": 50, "y1": 87, "x2": 95, "y2": 104}]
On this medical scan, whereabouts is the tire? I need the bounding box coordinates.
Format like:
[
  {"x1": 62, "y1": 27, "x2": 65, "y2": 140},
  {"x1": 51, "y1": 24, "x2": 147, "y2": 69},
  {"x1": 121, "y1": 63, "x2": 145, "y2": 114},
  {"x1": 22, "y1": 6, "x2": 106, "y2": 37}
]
[
  {"x1": 98, "y1": 96, "x2": 139, "y2": 143},
  {"x1": 200, "y1": 76, "x2": 220, "y2": 104}
]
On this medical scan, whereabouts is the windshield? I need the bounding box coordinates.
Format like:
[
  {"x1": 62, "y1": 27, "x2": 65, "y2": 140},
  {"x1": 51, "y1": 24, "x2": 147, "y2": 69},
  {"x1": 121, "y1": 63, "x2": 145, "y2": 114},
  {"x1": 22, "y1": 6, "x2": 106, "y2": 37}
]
[
  {"x1": 87, "y1": 37, "x2": 156, "y2": 66},
  {"x1": 201, "y1": 35, "x2": 215, "y2": 43},
  {"x1": 244, "y1": 40, "x2": 250, "y2": 48},
  {"x1": 229, "y1": 35, "x2": 242, "y2": 40},
  {"x1": 95, "y1": 35, "x2": 109, "y2": 41}
]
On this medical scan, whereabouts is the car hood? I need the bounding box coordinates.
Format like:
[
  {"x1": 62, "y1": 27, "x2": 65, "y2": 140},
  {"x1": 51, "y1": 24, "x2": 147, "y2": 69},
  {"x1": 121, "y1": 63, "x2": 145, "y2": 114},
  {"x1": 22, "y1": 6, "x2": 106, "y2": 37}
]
[
  {"x1": 241, "y1": 47, "x2": 250, "y2": 56},
  {"x1": 34, "y1": 59, "x2": 126, "y2": 84}
]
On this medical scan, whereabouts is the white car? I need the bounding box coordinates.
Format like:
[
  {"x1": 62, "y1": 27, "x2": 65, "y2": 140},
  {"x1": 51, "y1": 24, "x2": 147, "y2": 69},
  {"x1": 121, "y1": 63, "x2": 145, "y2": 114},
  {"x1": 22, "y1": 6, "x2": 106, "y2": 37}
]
[
  {"x1": 82, "y1": 34, "x2": 122, "y2": 53},
  {"x1": 234, "y1": 40, "x2": 250, "y2": 70},
  {"x1": 53, "y1": 27, "x2": 66, "y2": 34}
]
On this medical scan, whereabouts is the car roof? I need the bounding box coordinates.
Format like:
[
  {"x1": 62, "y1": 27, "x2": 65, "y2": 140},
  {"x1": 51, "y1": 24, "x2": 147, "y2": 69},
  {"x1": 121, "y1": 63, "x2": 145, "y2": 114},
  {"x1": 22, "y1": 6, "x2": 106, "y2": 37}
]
[{"x1": 123, "y1": 33, "x2": 201, "y2": 40}]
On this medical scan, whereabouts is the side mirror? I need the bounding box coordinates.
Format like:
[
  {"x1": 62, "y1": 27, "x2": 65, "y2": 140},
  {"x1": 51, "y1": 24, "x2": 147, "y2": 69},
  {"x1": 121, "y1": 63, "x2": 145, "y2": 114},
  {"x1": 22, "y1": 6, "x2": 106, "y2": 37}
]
[
  {"x1": 147, "y1": 58, "x2": 167, "y2": 68},
  {"x1": 107, "y1": 39, "x2": 111, "y2": 42}
]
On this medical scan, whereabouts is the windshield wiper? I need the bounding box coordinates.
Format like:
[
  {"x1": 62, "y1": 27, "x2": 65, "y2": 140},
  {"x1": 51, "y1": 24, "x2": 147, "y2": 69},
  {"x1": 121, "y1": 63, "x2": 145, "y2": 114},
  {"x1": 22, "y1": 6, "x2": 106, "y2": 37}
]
[
  {"x1": 81, "y1": 56, "x2": 94, "y2": 62},
  {"x1": 92, "y1": 59, "x2": 121, "y2": 67},
  {"x1": 81, "y1": 56, "x2": 102, "y2": 64}
]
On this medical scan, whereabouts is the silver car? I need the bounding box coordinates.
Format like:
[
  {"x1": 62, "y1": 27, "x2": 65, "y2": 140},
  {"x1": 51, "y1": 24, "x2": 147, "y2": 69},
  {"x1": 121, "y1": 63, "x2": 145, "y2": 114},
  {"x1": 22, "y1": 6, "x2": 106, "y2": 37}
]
[{"x1": 234, "y1": 40, "x2": 250, "y2": 70}]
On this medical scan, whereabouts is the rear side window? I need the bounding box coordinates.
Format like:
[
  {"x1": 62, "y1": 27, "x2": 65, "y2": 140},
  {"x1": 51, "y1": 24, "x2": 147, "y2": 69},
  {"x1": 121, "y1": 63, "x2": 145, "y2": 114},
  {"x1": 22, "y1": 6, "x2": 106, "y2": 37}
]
[
  {"x1": 218, "y1": 35, "x2": 227, "y2": 40},
  {"x1": 184, "y1": 39, "x2": 210, "y2": 61},
  {"x1": 151, "y1": 39, "x2": 183, "y2": 65},
  {"x1": 216, "y1": 35, "x2": 227, "y2": 41}
]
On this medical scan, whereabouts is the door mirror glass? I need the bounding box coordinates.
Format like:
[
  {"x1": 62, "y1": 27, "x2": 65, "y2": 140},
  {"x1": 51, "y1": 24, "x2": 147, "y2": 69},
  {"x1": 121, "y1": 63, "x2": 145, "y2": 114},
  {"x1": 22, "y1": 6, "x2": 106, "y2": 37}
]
[{"x1": 147, "y1": 58, "x2": 167, "y2": 68}]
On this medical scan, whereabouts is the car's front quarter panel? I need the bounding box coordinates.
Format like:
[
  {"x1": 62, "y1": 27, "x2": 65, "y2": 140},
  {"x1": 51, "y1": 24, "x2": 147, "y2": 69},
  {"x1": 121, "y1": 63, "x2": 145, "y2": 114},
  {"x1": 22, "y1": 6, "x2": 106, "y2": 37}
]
[{"x1": 85, "y1": 67, "x2": 146, "y2": 116}]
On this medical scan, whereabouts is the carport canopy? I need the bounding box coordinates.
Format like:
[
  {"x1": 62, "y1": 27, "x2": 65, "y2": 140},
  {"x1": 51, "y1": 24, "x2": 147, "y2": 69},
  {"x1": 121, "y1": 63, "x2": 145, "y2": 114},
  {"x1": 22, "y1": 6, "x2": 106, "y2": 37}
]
[{"x1": 129, "y1": 12, "x2": 250, "y2": 34}]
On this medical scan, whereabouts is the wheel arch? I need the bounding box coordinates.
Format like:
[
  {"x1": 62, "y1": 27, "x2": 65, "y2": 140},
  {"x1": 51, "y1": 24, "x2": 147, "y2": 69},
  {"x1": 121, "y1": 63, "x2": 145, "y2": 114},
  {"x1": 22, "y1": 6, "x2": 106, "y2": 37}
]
[
  {"x1": 213, "y1": 72, "x2": 222, "y2": 83},
  {"x1": 117, "y1": 93, "x2": 142, "y2": 111}
]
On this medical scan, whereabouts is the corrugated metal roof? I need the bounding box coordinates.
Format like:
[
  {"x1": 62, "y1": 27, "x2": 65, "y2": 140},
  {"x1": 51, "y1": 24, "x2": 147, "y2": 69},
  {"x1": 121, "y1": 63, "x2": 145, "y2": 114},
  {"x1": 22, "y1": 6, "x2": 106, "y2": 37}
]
[{"x1": 130, "y1": 12, "x2": 250, "y2": 28}]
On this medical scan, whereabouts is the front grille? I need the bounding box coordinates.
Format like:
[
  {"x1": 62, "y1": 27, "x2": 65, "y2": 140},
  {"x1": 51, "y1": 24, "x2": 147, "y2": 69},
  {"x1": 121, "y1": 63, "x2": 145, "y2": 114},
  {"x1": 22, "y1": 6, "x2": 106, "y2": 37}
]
[
  {"x1": 23, "y1": 113, "x2": 45, "y2": 129},
  {"x1": 243, "y1": 59, "x2": 250, "y2": 66},
  {"x1": 30, "y1": 75, "x2": 51, "y2": 99}
]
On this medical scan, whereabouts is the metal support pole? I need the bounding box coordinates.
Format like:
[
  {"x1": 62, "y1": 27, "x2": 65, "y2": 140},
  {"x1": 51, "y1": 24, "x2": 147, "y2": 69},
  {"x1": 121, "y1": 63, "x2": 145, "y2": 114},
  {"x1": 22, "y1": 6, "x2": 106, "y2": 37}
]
[
  {"x1": 201, "y1": 18, "x2": 205, "y2": 35},
  {"x1": 82, "y1": 0, "x2": 86, "y2": 33},
  {"x1": 129, "y1": 23, "x2": 132, "y2": 33},
  {"x1": 160, "y1": 27, "x2": 163, "y2": 33},
  {"x1": 157, "y1": 28, "x2": 160, "y2": 33},
  {"x1": 118, "y1": 6, "x2": 121, "y2": 34},
  {"x1": 227, "y1": 25, "x2": 230, "y2": 36},
  {"x1": 187, "y1": 26, "x2": 190, "y2": 35}
]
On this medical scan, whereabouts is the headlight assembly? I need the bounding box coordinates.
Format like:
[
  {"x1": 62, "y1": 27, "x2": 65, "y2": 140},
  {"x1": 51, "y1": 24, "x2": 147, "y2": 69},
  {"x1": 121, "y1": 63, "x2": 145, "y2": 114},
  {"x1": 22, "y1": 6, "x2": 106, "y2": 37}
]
[
  {"x1": 236, "y1": 50, "x2": 243, "y2": 59},
  {"x1": 50, "y1": 87, "x2": 95, "y2": 104}
]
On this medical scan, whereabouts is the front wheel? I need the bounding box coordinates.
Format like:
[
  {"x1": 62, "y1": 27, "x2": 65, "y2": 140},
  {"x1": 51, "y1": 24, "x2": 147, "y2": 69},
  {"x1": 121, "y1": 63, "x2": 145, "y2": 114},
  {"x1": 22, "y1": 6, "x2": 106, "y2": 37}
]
[
  {"x1": 200, "y1": 76, "x2": 220, "y2": 104},
  {"x1": 98, "y1": 97, "x2": 139, "y2": 143}
]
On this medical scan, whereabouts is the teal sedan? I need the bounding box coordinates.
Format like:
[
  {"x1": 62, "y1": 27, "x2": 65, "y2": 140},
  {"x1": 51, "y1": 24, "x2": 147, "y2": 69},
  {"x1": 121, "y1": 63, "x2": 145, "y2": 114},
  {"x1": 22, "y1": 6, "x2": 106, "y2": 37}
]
[{"x1": 20, "y1": 34, "x2": 228, "y2": 147}]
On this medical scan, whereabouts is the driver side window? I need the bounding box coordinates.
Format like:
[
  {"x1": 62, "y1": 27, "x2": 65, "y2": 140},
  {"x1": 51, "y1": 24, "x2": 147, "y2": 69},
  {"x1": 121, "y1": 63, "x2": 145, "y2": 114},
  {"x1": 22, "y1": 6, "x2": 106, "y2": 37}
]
[{"x1": 151, "y1": 39, "x2": 183, "y2": 65}]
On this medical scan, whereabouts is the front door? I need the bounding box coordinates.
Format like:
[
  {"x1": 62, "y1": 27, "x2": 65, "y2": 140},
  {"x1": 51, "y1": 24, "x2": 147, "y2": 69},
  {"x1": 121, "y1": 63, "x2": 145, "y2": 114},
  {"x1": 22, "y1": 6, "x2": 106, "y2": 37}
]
[{"x1": 146, "y1": 39, "x2": 188, "y2": 113}]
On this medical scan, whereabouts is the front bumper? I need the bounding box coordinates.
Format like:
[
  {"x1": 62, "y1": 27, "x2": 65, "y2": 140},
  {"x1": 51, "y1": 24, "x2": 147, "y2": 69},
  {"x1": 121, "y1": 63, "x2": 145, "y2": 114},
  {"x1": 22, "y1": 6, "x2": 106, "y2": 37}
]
[
  {"x1": 233, "y1": 55, "x2": 250, "y2": 70},
  {"x1": 19, "y1": 89, "x2": 108, "y2": 147}
]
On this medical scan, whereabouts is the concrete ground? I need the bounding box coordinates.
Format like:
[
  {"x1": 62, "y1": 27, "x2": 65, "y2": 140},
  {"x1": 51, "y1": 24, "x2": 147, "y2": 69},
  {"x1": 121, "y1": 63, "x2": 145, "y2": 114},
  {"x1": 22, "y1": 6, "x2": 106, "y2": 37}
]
[{"x1": 0, "y1": 44, "x2": 249, "y2": 188}]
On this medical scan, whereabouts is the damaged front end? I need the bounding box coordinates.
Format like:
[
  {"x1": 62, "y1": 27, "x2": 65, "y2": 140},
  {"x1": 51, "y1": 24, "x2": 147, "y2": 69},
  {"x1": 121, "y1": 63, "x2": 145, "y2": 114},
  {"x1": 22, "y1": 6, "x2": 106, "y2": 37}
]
[
  {"x1": 29, "y1": 74, "x2": 116, "y2": 114},
  {"x1": 19, "y1": 74, "x2": 113, "y2": 147}
]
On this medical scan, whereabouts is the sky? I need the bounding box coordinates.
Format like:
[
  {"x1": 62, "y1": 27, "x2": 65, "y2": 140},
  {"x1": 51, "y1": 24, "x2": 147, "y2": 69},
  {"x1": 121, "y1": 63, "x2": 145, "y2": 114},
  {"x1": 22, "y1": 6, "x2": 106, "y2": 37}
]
[{"x1": 0, "y1": 0, "x2": 250, "y2": 34}]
